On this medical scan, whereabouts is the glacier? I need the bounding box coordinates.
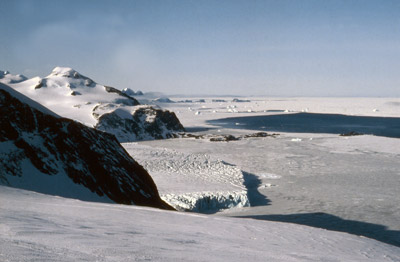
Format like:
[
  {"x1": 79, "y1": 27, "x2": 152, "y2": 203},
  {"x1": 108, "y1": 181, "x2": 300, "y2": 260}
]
[{"x1": 161, "y1": 191, "x2": 250, "y2": 212}]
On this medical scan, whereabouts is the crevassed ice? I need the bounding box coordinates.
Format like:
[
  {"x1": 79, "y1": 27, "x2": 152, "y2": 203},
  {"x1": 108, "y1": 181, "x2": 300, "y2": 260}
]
[{"x1": 161, "y1": 191, "x2": 250, "y2": 212}]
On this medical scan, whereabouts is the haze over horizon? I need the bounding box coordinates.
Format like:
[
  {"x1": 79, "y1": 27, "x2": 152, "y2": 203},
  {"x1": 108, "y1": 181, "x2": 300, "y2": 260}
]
[{"x1": 1, "y1": 0, "x2": 400, "y2": 97}]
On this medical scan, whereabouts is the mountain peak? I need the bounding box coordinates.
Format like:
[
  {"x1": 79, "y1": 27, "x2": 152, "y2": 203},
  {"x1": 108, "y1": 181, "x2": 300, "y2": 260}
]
[
  {"x1": 47, "y1": 67, "x2": 95, "y2": 87},
  {"x1": 49, "y1": 67, "x2": 83, "y2": 79}
]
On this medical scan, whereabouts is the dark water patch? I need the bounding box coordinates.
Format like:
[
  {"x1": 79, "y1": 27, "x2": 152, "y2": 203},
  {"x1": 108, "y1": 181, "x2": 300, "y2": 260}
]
[
  {"x1": 207, "y1": 113, "x2": 400, "y2": 138},
  {"x1": 184, "y1": 127, "x2": 213, "y2": 133}
]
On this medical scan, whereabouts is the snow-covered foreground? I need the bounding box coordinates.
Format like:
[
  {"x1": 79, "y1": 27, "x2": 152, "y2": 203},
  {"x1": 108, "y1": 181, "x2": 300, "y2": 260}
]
[{"x1": 1, "y1": 186, "x2": 400, "y2": 262}]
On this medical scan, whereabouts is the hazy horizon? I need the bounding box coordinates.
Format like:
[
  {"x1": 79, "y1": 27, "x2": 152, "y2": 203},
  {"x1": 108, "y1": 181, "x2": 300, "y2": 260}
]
[{"x1": 1, "y1": 0, "x2": 400, "y2": 97}]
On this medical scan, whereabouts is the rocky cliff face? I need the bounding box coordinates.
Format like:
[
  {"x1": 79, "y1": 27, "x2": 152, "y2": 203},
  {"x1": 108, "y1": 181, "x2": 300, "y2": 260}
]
[{"x1": 0, "y1": 83, "x2": 173, "y2": 210}]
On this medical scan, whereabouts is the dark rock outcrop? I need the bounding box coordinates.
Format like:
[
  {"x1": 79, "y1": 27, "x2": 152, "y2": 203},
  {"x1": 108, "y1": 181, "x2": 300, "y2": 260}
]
[
  {"x1": 178, "y1": 132, "x2": 278, "y2": 141},
  {"x1": 209, "y1": 135, "x2": 239, "y2": 142},
  {"x1": 0, "y1": 84, "x2": 173, "y2": 210},
  {"x1": 105, "y1": 86, "x2": 140, "y2": 106},
  {"x1": 95, "y1": 105, "x2": 185, "y2": 142}
]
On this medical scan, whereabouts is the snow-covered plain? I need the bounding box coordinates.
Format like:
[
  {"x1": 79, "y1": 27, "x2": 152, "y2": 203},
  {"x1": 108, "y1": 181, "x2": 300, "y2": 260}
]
[
  {"x1": 129, "y1": 96, "x2": 400, "y2": 247},
  {"x1": 1, "y1": 185, "x2": 400, "y2": 262}
]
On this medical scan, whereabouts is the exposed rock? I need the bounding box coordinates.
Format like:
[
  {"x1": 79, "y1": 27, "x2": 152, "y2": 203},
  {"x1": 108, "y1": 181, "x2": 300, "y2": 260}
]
[
  {"x1": 178, "y1": 132, "x2": 279, "y2": 141},
  {"x1": 104, "y1": 86, "x2": 140, "y2": 106},
  {"x1": 177, "y1": 99, "x2": 193, "y2": 103},
  {"x1": 210, "y1": 135, "x2": 239, "y2": 142},
  {"x1": 0, "y1": 84, "x2": 173, "y2": 210},
  {"x1": 94, "y1": 105, "x2": 185, "y2": 142},
  {"x1": 70, "y1": 91, "x2": 81, "y2": 96},
  {"x1": 232, "y1": 98, "x2": 251, "y2": 102},
  {"x1": 34, "y1": 79, "x2": 43, "y2": 89},
  {"x1": 179, "y1": 133, "x2": 204, "y2": 139},
  {"x1": 243, "y1": 132, "x2": 279, "y2": 138}
]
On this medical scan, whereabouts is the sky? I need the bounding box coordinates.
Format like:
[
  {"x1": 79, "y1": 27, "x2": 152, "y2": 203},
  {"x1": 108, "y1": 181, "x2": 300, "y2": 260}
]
[{"x1": 1, "y1": 0, "x2": 400, "y2": 97}]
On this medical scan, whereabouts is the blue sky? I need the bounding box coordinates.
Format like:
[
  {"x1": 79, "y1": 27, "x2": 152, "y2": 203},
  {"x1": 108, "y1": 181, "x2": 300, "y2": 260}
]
[{"x1": 1, "y1": 0, "x2": 400, "y2": 96}]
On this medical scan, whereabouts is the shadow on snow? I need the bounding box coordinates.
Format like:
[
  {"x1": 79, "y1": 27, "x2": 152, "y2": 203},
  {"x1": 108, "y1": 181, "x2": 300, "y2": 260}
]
[
  {"x1": 234, "y1": 212, "x2": 400, "y2": 247},
  {"x1": 242, "y1": 171, "x2": 270, "y2": 207}
]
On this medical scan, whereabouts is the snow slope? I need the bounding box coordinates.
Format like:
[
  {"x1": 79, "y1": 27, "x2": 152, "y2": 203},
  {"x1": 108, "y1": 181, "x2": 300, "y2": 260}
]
[
  {"x1": 1, "y1": 186, "x2": 399, "y2": 262},
  {"x1": 1, "y1": 67, "x2": 184, "y2": 141}
]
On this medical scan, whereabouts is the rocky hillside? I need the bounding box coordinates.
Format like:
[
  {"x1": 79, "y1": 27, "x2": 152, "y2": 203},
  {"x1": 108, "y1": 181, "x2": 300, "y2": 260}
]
[{"x1": 0, "y1": 83, "x2": 173, "y2": 209}]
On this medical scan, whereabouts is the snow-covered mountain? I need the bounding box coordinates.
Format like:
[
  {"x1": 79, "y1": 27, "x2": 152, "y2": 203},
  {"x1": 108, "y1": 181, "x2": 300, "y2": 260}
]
[
  {"x1": 0, "y1": 67, "x2": 184, "y2": 142},
  {"x1": 0, "y1": 83, "x2": 172, "y2": 209},
  {"x1": 0, "y1": 70, "x2": 27, "y2": 84}
]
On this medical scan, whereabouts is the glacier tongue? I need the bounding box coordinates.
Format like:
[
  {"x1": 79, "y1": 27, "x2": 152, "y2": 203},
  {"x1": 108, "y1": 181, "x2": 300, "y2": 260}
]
[
  {"x1": 161, "y1": 191, "x2": 250, "y2": 212},
  {"x1": 123, "y1": 143, "x2": 250, "y2": 212}
]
